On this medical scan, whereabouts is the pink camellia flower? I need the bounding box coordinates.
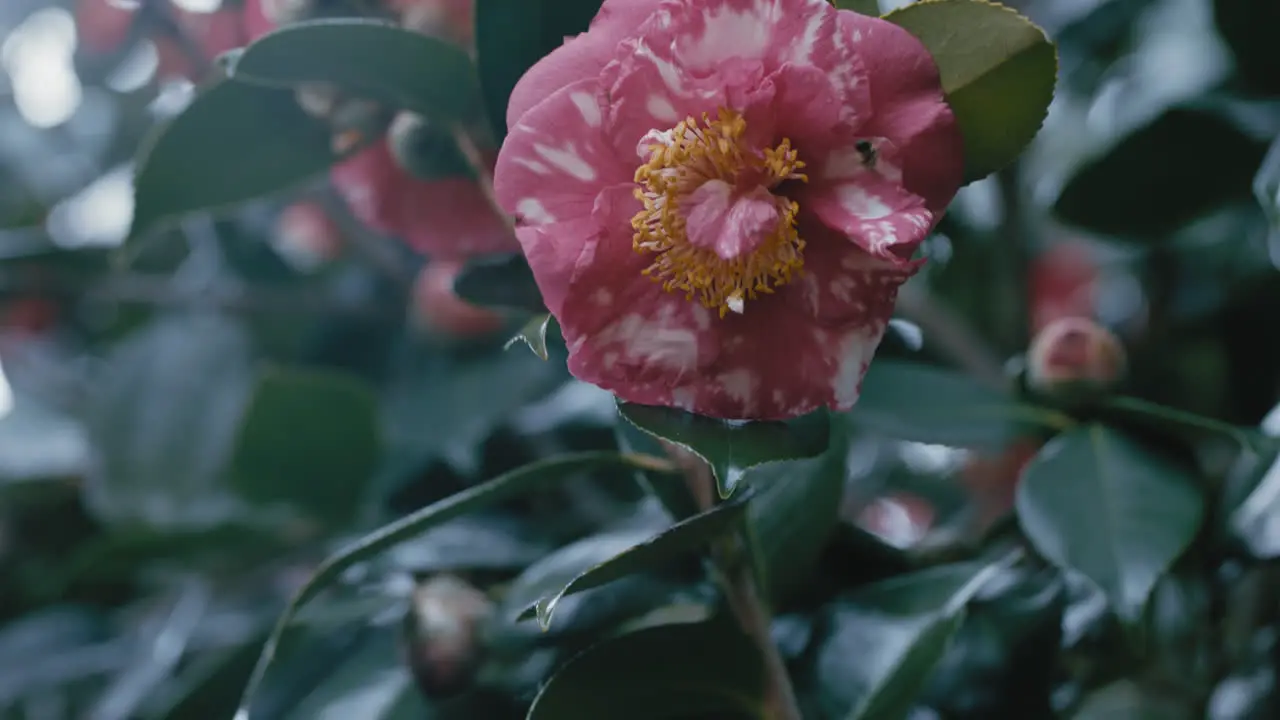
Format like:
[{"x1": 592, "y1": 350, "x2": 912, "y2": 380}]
[
  {"x1": 331, "y1": 141, "x2": 518, "y2": 260},
  {"x1": 494, "y1": 0, "x2": 964, "y2": 419}
]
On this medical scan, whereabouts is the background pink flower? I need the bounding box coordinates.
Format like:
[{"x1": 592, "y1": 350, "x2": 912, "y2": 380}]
[
  {"x1": 331, "y1": 141, "x2": 518, "y2": 260},
  {"x1": 494, "y1": 0, "x2": 964, "y2": 419}
]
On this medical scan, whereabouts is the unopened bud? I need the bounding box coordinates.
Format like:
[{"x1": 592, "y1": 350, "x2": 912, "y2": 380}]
[
  {"x1": 1026, "y1": 316, "x2": 1126, "y2": 402},
  {"x1": 387, "y1": 111, "x2": 475, "y2": 181},
  {"x1": 272, "y1": 201, "x2": 343, "y2": 271},
  {"x1": 403, "y1": 574, "x2": 495, "y2": 699},
  {"x1": 410, "y1": 262, "x2": 507, "y2": 339}
]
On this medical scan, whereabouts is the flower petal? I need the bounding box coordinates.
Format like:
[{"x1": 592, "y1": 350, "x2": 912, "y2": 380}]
[
  {"x1": 801, "y1": 137, "x2": 935, "y2": 260},
  {"x1": 505, "y1": 0, "x2": 665, "y2": 129},
  {"x1": 331, "y1": 141, "x2": 516, "y2": 260},
  {"x1": 782, "y1": 219, "x2": 921, "y2": 326},
  {"x1": 836, "y1": 11, "x2": 963, "y2": 212},
  {"x1": 495, "y1": 78, "x2": 631, "y2": 235},
  {"x1": 559, "y1": 192, "x2": 907, "y2": 420}
]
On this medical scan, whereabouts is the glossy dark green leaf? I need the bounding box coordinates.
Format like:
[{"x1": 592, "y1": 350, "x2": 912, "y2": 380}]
[
  {"x1": 1254, "y1": 135, "x2": 1280, "y2": 236},
  {"x1": 128, "y1": 80, "x2": 338, "y2": 242},
  {"x1": 526, "y1": 619, "x2": 765, "y2": 719},
  {"x1": 282, "y1": 629, "x2": 426, "y2": 720},
  {"x1": 454, "y1": 253, "x2": 546, "y2": 313},
  {"x1": 618, "y1": 401, "x2": 831, "y2": 498},
  {"x1": 1227, "y1": 446, "x2": 1280, "y2": 559},
  {"x1": 1101, "y1": 395, "x2": 1265, "y2": 452},
  {"x1": 519, "y1": 492, "x2": 752, "y2": 629},
  {"x1": 500, "y1": 527, "x2": 665, "y2": 620},
  {"x1": 475, "y1": 0, "x2": 604, "y2": 140},
  {"x1": 235, "y1": 452, "x2": 671, "y2": 716},
  {"x1": 817, "y1": 559, "x2": 1015, "y2": 720},
  {"x1": 851, "y1": 361, "x2": 1069, "y2": 448},
  {"x1": 1016, "y1": 424, "x2": 1205, "y2": 621},
  {"x1": 1053, "y1": 106, "x2": 1268, "y2": 239},
  {"x1": 229, "y1": 368, "x2": 381, "y2": 528},
  {"x1": 229, "y1": 19, "x2": 482, "y2": 123},
  {"x1": 616, "y1": 418, "x2": 702, "y2": 521},
  {"x1": 382, "y1": 340, "x2": 565, "y2": 472},
  {"x1": 832, "y1": 0, "x2": 882, "y2": 15},
  {"x1": 83, "y1": 313, "x2": 255, "y2": 529},
  {"x1": 884, "y1": 0, "x2": 1057, "y2": 182},
  {"x1": 748, "y1": 416, "x2": 849, "y2": 605}
]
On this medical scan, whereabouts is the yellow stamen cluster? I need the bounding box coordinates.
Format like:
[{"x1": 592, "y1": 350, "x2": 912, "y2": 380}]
[{"x1": 631, "y1": 108, "x2": 809, "y2": 318}]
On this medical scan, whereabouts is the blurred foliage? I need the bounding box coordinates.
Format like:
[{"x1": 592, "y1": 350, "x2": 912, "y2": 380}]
[{"x1": 3, "y1": 0, "x2": 1280, "y2": 718}]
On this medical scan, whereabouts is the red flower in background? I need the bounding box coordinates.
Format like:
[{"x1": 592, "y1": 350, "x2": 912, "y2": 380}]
[
  {"x1": 410, "y1": 261, "x2": 507, "y2": 338},
  {"x1": 331, "y1": 141, "x2": 517, "y2": 260}
]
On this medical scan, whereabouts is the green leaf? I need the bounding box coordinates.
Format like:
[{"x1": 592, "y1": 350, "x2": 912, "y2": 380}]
[
  {"x1": 819, "y1": 556, "x2": 1008, "y2": 712},
  {"x1": 499, "y1": 527, "x2": 668, "y2": 623},
  {"x1": 618, "y1": 401, "x2": 831, "y2": 498},
  {"x1": 475, "y1": 0, "x2": 604, "y2": 140},
  {"x1": 748, "y1": 416, "x2": 850, "y2": 605},
  {"x1": 1016, "y1": 424, "x2": 1205, "y2": 622},
  {"x1": 1254, "y1": 135, "x2": 1280, "y2": 237},
  {"x1": 1101, "y1": 395, "x2": 1265, "y2": 452},
  {"x1": 229, "y1": 19, "x2": 482, "y2": 124},
  {"x1": 128, "y1": 80, "x2": 338, "y2": 243},
  {"x1": 1053, "y1": 106, "x2": 1268, "y2": 238},
  {"x1": 453, "y1": 253, "x2": 546, "y2": 312},
  {"x1": 884, "y1": 0, "x2": 1057, "y2": 183},
  {"x1": 282, "y1": 629, "x2": 426, "y2": 720},
  {"x1": 229, "y1": 368, "x2": 381, "y2": 528},
  {"x1": 526, "y1": 618, "x2": 766, "y2": 719},
  {"x1": 817, "y1": 558, "x2": 1015, "y2": 719},
  {"x1": 83, "y1": 312, "x2": 256, "y2": 529},
  {"x1": 382, "y1": 340, "x2": 565, "y2": 473},
  {"x1": 519, "y1": 492, "x2": 753, "y2": 629},
  {"x1": 504, "y1": 314, "x2": 555, "y2": 360},
  {"x1": 235, "y1": 451, "x2": 672, "y2": 716},
  {"x1": 616, "y1": 419, "x2": 702, "y2": 521},
  {"x1": 851, "y1": 360, "x2": 1069, "y2": 448},
  {"x1": 832, "y1": 0, "x2": 883, "y2": 15}
]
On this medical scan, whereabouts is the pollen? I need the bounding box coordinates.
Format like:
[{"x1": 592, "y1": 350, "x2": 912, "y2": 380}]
[{"x1": 631, "y1": 108, "x2": 808, "y2": 318}]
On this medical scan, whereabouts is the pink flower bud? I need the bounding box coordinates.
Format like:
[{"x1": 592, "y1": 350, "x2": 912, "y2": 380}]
[
  {"x1": 403, "y1": 574, "x2": 494, "y2": 698},
  {"x1": 1026, "y1": 316, "x2": 1127, "y2": 400},
  {"x1": 272, "y1": 201, "x2": 343, "y2": 271}
]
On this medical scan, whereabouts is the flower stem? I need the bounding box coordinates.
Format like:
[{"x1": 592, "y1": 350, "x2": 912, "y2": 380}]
[{"x1": 673, "y1": 445, "x2": 802, "y2": 720}]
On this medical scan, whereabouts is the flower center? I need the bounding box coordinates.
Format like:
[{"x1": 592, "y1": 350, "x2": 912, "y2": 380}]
[{"x1": 630, "y1": 108, "x2": 808, "y2": 317}]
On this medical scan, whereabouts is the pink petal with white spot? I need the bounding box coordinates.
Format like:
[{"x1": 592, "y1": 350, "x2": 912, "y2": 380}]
[
  {"x1": 800, "y1": 145, "x2": 935, "y2": 262},
  {"x1": 835, "y1": 10, "x2": 963, "y2": 212},
  {"x1": 495, "y1": 78, "x2": 631, "y2": 231},
  {"x1": 557, "y1": 192, "x2": 905, "y2": 420},
  {"x1": 330, "y1": 141, "x2": 517, "y2": 260},
  {"x1": 557, "y1": 185, "x2": 723, "y2": 397},
  {"x1": 782, "y1": 219, "x2": 920, "y2": 326},
  {"x1": 505, "y1": 0, "x2": 665, "y2": 129}
]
